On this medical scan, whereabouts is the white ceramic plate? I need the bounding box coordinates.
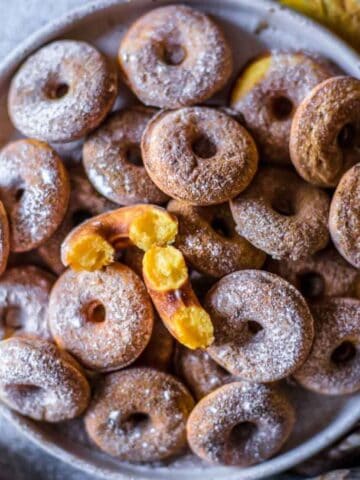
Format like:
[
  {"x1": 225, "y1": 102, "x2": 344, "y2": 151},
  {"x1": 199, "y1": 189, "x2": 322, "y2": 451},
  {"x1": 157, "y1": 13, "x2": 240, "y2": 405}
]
[{"x1": 1, "y1": 1, "x2": 360, "y2": 479}]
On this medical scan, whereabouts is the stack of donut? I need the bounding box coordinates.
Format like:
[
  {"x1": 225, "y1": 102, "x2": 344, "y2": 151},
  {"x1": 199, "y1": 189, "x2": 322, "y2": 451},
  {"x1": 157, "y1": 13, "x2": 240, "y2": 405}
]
[{"x1": 0, "y1": 3, "x2": 359, "y2": 469}]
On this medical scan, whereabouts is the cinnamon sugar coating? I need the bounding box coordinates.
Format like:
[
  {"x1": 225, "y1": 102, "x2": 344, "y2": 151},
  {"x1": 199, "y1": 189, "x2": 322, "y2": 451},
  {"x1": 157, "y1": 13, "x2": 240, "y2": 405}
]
[
  {"x1": 230, "y1": 52, "x2": 334, "y2": 164},
  {"x1": 118, "y1": 5, "x2": 232, "y2": 108},
  {"x1": 83, "y1": 107, "x2": 169, "y2": 205},
  {"x1": 0, "y1": 335, "x2": 90, "y2": 422},
  {"x1": 294, "y1": 298, "x2": 360, "y2": 395},
  {"x1": 0, "y1": 139, "x2": 70, "y2": 252},
  {"x1": 8, "y1": 40, "x2": 117, "y2": 143},
  {"x1": 175, "y1": 345, "x2": 233, "y2": 400},
  {"x1": 168, "y1": 200, "x2": 266, "y2": 278},
  {"x1": 187, "y1": 381, "x2": 295, "y2": 466},
  {"x1": 0, "y1": 266, "x2": 54, "y2": 340},
  {"x1": 267, "y1": 247, "x2": 360, "y2": 301},
  {"x1": 142, "y1": 107, "x2": 258, "y2": 205},
  {"x1": 205, "y1": 270, "x2": 314, "y2": 382},
  {"x1": 290, "y1": 76, "x2": 360, "y2": 187},
  {"x1": 85, "y1": 367, "x2": 194, "y2": 462},
  {"x1": 0, "y1": 202, "x2": 10, "y2": 276},
  {"x1": 48, "y1": 263, "x2": 153, "y2": 372},
  {"x1": 329, "y1": 163, "x2": 360, "y2": 268},
  {"x1": 230, "y1": 167, "x2": 330, "y2": 261},
  {"x1": 38, "y1": 167, "x2": 116, "y2": 275}
]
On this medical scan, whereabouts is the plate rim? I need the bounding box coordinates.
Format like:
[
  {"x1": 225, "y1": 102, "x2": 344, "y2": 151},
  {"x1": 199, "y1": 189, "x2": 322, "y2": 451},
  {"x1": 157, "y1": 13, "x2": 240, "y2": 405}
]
[{"x1": 1, "y1": 0, "x2": 360, "y2": 479}]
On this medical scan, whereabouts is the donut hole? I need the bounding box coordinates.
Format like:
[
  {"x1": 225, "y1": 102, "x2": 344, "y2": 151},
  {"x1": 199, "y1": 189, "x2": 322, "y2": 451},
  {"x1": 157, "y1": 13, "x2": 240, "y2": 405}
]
[
  {"x1": 271, "y1": 195, "x2": 295, "y2": 217},
  {"x1": 5, "y1": 384, "x2": 42, "y2": 404},
  {"x1": 298, "y1": 271, "x2": 325, "y2": 299},
  {"x1": 192, "y1": 135, "x2": 217, "y2": 159},
  {"x1": 229, "y1": 421, "x2": 257, "y2": 446},
  {"x1": 15, "y1": 188, "x2": 25, "y2": 202},
  {"x1": 211, "y1": 217, "x2": 232, "y2": 238},
  {"x1": 86, "y1": 300, "x2": 106, "y2": 323},
  {"x1": 125, "y1": 144, "x2": 143, "y2": 167},
  {"x1": 331, "y1": 341, "x2": 357, "y2": 366},
  {"x1": 2, "y1": 306, "x2": 22, "y2": 330},
  {"x1": 337, "y1": 123, "x2": 357, "y2": 150},
  {"x1": 121, "y1": 412, "x2": 150, "y2": 433},
  {"x1": 246, "y1": 320, "x2": 263, "y2": 336},
  {"x1": 270, "y1": 95, "x2": 294, "y2": 120},
  {"x1": 45, "y1": 82, "x2": 69, "y2": 100},
  {"x1": 162, "y1": 43, "x2": 186, "y2": 66},
  {"x1": 71, "y1": 209, "x2": 93, "y2": 227}
]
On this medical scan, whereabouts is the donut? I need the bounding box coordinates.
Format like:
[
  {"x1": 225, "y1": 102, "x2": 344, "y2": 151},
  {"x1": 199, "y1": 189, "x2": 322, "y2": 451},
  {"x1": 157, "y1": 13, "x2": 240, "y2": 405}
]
[
  {"x1": 48, "y1": 263, "x2": 153, "y2": 371},
  {"x1": 142, "y1": 107, "x2": 258, "y2": 205},
  {"x1": 294, "y1": 298, "x2": 360, "y2": 395},
  {"x1": 175, "y1": 345, "x2": 233, "y2": 400},
  {"x1": 0, "y1": 139, "x2": 70, "y2": 252},
  {"x1": 0, "y1": 266, "x2": 54, "y2": 340},
  {"x1": 83, "y1": 107, "x2": 169, "y2": 205},
  {"x1": 187, "y1": 381, "x2": 295, "y2": 466},
  {"x1": 8, "y1": 40, "x2": 117, "y2": 143},
  {"x1": 135, "y1": 317, "x2": 174, "y2": 371},
  {"x1": 267, "y1": 247, "x2": 360, "y2": 300},
  {"x1": 290, "y1": 76, "x2": 360, "y2": 187},
  {"x1": 0, "y1": 335, "x2": 90, "y2": 421},
  {"x1": 205, "y1": 270, "x2": 314, "y2": 382},
  {"x1": 0, "y1": 201, "x2": 10, "y2": 276},
  {"x1": 230, "y1": 167, "x2": 330, "y2": 261},
  {"x1": 168, "y1": 200, "x2": 266, "y2": 277},
  {"x1": 84, "y1": 367, "x2": 194, "y2": 462},
  {"x1": 118, "y1": 5, "x2": 232, "y2": 108},
  {"x1": 38, "y1": 167, "x2": 116, "y2": 274},
  {"x1": 230, "y1": 52, "x2": 334, "y2": 164},
  {"x1": 329, "y1": 163, "x2": 360, "y2": 268}
]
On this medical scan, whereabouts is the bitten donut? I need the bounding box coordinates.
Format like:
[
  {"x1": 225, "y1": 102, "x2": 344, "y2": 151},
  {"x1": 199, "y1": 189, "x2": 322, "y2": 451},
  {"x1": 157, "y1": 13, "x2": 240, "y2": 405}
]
[
  {"x1": 0, "y1": 266, "x2": 54, "y2": 340},
  {"x1": 118, "y1": 5, "x2": 232, "y2": 108},
  {"x1": 230, "y1": 167, "x2": 330, "y2": 261},
  {"x1": 135, "y1": 317, "x2": 174, "y2": 371},
  {"x1": 205, "y1": 270, "x2": 314, "y2": 382},
  {"x1": 230, "y1": 52, "x2": 334, "y2": 164},
  {"x1": 48, "y1": 263, "x2": 153, "y2": 371},
  {"x1": 168, "y1": 200, "x2": 265, "y2": 277},
  {"x1": 0, "y1": 335, "x2": 90, "y2": 421},
  {"x1": 0, "y1": 139, "x2": 70, "y2": 252},
  {"x1": 38, "y1": 167, "x2": 115, "y2": 274},
  {"x1": 8, "y1": 40, "x2": 117, "y2": 143},
  {"x1": 142, "y1": 107, "x2": 258, "y2": 205},
  {"x1": 85, "y1": 368, "x2": 194, "y2": 462},
  {"x1": 294, "y1": 298, "x2": 360, "y2": 395},
  {"x1": 175, "y1": 345, "x2": 233, "y2": 400},
  {"x1": 290, "y1": 76, "x2": 360, "y2": 187},
  {"x1": 267, "y1": 247, "x2": 360, "y2": 300},
  {"x1": 0, "y1": 201, "x2": 10, "y2": 276},
  {"x1": 329, "y1": 163, "x2": 360, "y2": 268},
  {"x1": 187, "y1": 381, "x2": 295, "y2": 466},
  {"x1": 83, "y1": 107, "x2": 169, "y2": 205}
]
